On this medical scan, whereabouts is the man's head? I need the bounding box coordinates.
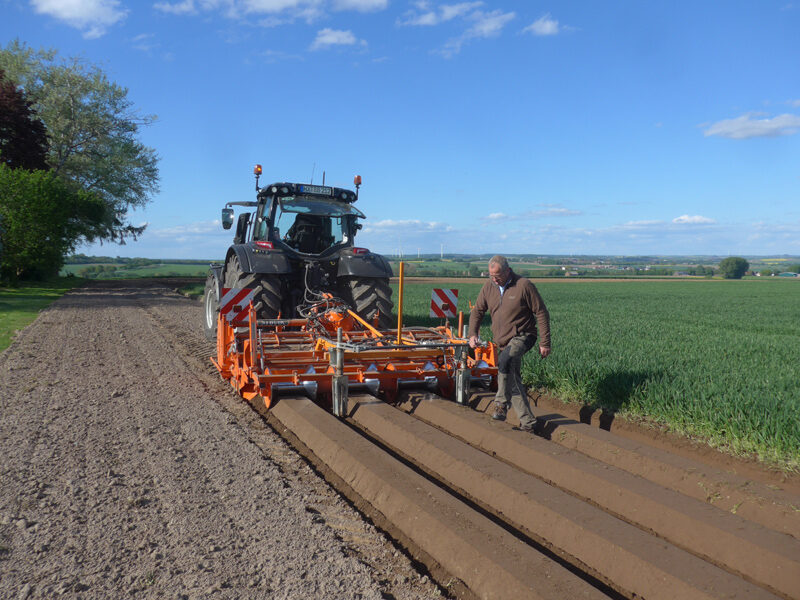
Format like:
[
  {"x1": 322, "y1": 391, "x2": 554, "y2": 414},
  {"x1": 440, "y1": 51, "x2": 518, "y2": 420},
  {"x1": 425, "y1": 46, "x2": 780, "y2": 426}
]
[{"x1": 488, "y1": 255, "x2": 510, "y2": 286}]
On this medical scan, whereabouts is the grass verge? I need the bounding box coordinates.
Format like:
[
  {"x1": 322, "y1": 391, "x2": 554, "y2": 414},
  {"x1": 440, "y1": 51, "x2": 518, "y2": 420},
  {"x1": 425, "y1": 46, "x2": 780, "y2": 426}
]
[
  {"x1": 0, "y1": 277, "x2": 85, "y2": 353},
  {"x1": 178, "y1": 283, "x2": 205, "y2": 299}
]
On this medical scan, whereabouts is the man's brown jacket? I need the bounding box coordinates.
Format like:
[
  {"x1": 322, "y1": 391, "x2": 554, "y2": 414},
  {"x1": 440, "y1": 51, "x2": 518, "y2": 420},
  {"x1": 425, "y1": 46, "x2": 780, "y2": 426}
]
[{"x1": 468, "y1": 270, "x2": 551, "y2": 349}]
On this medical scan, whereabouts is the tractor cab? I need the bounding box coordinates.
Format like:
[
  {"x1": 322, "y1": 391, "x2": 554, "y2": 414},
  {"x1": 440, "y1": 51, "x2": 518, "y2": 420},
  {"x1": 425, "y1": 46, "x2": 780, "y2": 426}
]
[
  {"x1": 255, "y1": 193, "x2": 366, "y2": 256},
  {"x1": 204, "y1": 166, "x2": 393, "y2": 341}
]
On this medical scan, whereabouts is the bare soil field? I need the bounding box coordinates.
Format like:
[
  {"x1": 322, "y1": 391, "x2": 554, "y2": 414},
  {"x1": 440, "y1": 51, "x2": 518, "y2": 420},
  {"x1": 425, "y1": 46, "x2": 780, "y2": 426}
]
[
  {"x1": 1, "y1": 279, "x2": 798, "y2": 600},
  {"x1": 0, "y1": 280, "x2": 439, "y2": 599}
]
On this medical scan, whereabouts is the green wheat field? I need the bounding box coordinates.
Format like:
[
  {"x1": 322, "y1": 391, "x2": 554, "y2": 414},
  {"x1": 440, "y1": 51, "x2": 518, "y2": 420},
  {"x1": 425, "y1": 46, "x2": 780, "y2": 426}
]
[{"x1": 394, "y1": 279, "x2": 800, "y2": 469}]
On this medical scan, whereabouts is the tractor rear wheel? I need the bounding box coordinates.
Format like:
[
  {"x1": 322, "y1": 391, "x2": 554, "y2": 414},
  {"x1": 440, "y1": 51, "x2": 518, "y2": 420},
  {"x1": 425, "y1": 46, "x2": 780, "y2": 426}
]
[
  {"x1": 202, "y1": 272, "x2": 219, "y2": 342},
  {"x1": 339, "y1": 277, "x2": 393, "y2": 329},
  {"x1": 255, "y1": 275, "x2": 282, "y2": 318},
  {"x1": 224, "y1": 255, "x2": 282, "y2": 319}
]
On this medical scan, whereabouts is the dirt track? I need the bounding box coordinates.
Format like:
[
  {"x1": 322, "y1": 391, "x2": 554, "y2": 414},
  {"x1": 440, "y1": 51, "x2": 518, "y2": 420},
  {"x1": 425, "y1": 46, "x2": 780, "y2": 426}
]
[{"x1": 1, "y1": 279, "x2": 799, "y2": 599}]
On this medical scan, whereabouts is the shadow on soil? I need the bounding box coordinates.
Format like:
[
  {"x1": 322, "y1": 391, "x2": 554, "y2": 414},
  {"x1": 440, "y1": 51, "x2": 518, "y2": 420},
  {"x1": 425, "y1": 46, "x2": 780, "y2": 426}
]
[{"x1": 537, "y1": 369, "x2": 663, "y2": 434}]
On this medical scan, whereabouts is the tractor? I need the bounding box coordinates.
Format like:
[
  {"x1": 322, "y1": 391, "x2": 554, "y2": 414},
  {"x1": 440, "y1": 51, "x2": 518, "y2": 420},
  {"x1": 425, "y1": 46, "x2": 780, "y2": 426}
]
[{"x1": 203, "y1": 166, "x2": 394, "y2": 341}]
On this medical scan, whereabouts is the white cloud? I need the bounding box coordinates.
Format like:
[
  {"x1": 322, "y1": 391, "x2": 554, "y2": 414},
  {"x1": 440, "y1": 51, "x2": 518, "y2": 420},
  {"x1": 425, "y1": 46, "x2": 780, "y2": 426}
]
[
  {"x1": 439, "y1": 9, "x2": 515, "y2": 56},
  {"x1": 310, "y1": 28, "x2": 363, "y2": 50},
  {"x1": 150, "y1": 221, "x2": 224, "y2": 237},
  {"x1": 259, "y1": 48, "x2": 304, "y2": 62},
  {"x1": 672, "y1": 215, "x2": 716, "y2": 225},
  {"x1": 398, "y1": 1, "x2": 483, "y2": 26},
  {"x1": 131, "y1": 32, "x2": 159, "y2": 52},
  {"x1": 465, "y1": 9, "x2": 514, "y2": 38},
  {"x1": 365, "y1": 219, "x2": 453, "y2": 232},
  {"x1": 441, "y1": 2, "x2": 480, "y2": 21},
  {"x1": 482, "y1": 206, "x2": 581, "y2": 222},
  {"x1": 154, "y1": 0, "x2": 197, "y2": 15},
  {"x1": 154, "y1": 0, "x2": 381, "y2": 23},
  {"x1": 397, "y1": 2, "x2": 513, "y2": 56},
  {"x1": 243, "y1": 0, "x2": 319, "y2": 12},
  {"x1": 703, "y1": 112, "x2": 800, "y2": 139},
  {"x1": 788, "y1": 99, "x2": 800, "y2": 107},
  {"x1": 523, "y1": 207, "x2": 582, "y2": 218},
  {"x1": 31, "y1": 0, "x2": 128, "y2": 38},
  {"x1": 332, "y1": 0, "x2": 387, "y2": 11},
  {"x1": 623, "y1": 220, "x2": 665, "y2": 227},
  {"x1": 523, "y1": 13, "x2": 560, "y2": 36}
]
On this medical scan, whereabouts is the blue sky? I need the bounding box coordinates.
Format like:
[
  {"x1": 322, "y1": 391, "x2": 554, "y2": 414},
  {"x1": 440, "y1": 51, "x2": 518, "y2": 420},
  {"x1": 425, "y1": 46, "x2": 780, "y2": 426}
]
[{"x1": 2, "y1": 0, "x2": 799, "y2": 258}]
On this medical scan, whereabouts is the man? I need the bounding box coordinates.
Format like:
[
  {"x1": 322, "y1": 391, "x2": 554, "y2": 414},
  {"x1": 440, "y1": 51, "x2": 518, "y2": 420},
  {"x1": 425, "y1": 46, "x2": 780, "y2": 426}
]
[{"x1": 468, "y1": 255, "x2": 550, "y2": 431}]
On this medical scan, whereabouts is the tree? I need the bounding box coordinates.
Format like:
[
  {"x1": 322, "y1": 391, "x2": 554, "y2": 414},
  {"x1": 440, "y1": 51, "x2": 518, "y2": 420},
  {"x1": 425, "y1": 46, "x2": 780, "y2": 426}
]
[
  {"x1": 0, "y1": 69, "x2": 48, "y2": 170},
  {"x1": 0, "y1": 40, "x2": 159, "y2": 243},
  {"x1": 0, "y1": 165, "x2": 111, "y2": 280},
  {"x1": 718, "y1": 257, "x2": 749, "y2": 279}
]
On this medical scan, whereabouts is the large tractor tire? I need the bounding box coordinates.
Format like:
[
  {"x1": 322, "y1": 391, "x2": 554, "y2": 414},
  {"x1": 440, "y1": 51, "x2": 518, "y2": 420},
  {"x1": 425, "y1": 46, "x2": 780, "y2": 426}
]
[
  {"x1": 202, "y1": 272, "x2": 219, "y2": 342},
  {"x1": 339, "y1": 277, "x2": 393, "y2": 329},
  {"x1": 223, "y1": 255, "x2": 282, "y2": 319}
]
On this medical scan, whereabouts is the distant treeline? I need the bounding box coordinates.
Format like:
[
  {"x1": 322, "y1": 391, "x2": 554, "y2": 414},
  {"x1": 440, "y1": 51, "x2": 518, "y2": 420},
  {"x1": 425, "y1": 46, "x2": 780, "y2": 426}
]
[{"x1": 65, "y1": 254, "x2": 214, "y2": 266}]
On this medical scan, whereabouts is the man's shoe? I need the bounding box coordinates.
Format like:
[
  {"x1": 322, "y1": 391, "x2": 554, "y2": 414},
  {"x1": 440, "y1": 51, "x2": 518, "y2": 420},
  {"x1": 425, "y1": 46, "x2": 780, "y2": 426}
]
[
  {"x1": 491, "y1": 403, "x2": 507, "y2": 421},
  {"x1": 518, "y1": 421, "x2": 536, "y2": 433}
]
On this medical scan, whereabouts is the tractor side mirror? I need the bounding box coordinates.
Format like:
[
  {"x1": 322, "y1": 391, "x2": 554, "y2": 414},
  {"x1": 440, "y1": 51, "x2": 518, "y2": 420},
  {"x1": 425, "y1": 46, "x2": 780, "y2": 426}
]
[{"x1": 221, "y1": 208, "x2": 234, "y2": 230}]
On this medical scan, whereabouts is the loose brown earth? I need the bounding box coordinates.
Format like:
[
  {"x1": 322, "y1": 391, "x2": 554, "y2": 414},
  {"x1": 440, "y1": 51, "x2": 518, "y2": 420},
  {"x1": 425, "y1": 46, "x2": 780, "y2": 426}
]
[
  {"x1": 0, "y1": 280, "x2": 440, "y2": 599},
  {"x1": 1, "y1": 279, "x2": 798, "y2": 600}
]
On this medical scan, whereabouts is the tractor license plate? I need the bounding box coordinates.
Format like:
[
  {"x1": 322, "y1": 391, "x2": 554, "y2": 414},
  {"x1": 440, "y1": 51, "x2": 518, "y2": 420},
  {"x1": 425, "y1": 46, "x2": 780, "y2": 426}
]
[{"x1": 298, "y1": 184, "x2": 332, "y2": 196}]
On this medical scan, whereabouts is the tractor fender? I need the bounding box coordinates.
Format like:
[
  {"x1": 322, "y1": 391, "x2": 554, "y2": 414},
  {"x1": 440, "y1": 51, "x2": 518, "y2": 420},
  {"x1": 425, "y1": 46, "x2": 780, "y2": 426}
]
[
  {"x1": 226, "y1": 244, "x2": 292, "y2": 275},
  {"x1": 337, "y1": 251, "x2": 393, "y2": 278}
]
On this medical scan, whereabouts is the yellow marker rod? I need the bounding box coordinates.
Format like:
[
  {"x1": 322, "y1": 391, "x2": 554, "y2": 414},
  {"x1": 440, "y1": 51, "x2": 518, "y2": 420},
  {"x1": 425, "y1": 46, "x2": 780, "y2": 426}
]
[{"x1": 397, "y1": 261, "x2": 405, "y2": 344}]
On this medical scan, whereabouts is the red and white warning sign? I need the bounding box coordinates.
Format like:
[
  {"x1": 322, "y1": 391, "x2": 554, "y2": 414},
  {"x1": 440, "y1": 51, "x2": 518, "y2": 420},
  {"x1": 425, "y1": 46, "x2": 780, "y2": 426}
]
[
  {"x1": 430, "y1": 288, "x2": 458, "y2": 318},
  {"x1": 220, "y1": 287, "x2": 257, "y2": 324}
]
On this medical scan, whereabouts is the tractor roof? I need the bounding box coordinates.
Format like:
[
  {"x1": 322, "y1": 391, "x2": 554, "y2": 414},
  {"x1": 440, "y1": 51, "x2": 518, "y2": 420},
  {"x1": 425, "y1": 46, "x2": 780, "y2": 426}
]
[{"x1": 258, "y1": 182, "x2": 358, "y2": 203}]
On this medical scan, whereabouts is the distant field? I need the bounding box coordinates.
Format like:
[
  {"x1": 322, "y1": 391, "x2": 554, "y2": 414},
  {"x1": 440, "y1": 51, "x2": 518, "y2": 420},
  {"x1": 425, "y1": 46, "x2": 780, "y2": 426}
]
[
  {"x1": 61, "y1": 263, "x2": 210, "y2": 278},
  {"x1": 394, "y1": 279, "x2": 800, "y2": 468}
]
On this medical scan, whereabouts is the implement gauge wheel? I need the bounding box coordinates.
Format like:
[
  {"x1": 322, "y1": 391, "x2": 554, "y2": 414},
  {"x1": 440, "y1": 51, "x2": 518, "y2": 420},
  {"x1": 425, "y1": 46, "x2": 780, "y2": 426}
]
[
  {"x1": 339, "y1": 276, "x2": 393, "y2": 329},
  {"x1": 203, "y1": 272, "x2": 219, "y2": 342}
]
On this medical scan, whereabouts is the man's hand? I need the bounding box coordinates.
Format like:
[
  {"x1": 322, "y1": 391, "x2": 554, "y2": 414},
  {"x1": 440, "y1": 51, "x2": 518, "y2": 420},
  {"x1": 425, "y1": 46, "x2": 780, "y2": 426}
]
[
  {"x1": 469, "y1": 336, "x2": 479, "y2": 349},
  {"x1": 539, "y1": 346, "x2": 550, "y2": 358}
]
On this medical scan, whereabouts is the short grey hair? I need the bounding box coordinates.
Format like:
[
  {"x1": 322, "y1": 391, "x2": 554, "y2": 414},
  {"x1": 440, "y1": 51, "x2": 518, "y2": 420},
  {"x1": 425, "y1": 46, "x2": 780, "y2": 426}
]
[{"x1": 488, "y1": 255, "x2": 509, "y2": 271}]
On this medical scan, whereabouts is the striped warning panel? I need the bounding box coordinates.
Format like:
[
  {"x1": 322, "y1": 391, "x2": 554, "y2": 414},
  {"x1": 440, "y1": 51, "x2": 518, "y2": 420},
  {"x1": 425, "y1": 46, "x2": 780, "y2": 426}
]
[
  {"x1": 430, "y1": 288, "x2": 458, "y2": 318},
  {"x1": 220, "y1": 287, "x2": 257, "y2": 324}
]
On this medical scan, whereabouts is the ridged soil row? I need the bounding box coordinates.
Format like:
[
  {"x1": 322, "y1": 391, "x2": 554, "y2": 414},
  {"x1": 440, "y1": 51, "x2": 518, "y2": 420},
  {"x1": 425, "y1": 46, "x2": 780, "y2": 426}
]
[
  {"x1": 390, "y1": 395, "x2": 799, "y2": 600},
  {"x1": 269, "y1": 396, "x2": 612, "y2": 600},
  {"x1": 464, "y1": 392, "x2": 800, "y2": 540}
]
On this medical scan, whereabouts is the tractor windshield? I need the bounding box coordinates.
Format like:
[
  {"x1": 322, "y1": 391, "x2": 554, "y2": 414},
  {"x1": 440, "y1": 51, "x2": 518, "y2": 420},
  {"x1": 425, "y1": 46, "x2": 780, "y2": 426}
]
[
  {"x1": 278, "y1": 197, "x2": 366, "y2": 219},
  {"x1": 274, "y1": 196, "x2": 364, "y2": 254}
]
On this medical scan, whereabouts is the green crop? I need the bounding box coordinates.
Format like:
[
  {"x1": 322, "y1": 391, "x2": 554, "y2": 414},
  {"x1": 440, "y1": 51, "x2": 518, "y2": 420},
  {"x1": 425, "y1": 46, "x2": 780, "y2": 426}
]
[{"x1": 393, "y1": 279, "x2": 800, "y2": 469}]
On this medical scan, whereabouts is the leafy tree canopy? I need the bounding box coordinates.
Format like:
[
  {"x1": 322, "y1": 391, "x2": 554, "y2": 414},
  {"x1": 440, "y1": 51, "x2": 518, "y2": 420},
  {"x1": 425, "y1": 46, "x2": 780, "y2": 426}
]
[
  {"x1": 0, "y1": 68, "x2": 48, "y2": 170},
  {"x1": 718, "y1": 256, "x2": 749, "y2": 279},
  {"x1": 0, "y1": 165, "x2": 112, "y2": 281},
  {"x1": 0, "y1": 40, "x2": 159, "y2": 243}
]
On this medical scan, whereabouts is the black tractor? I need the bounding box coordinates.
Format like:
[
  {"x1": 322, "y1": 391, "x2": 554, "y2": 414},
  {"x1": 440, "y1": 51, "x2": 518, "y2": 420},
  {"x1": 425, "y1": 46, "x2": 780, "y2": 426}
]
[{"x1": 203, "y1": 166, "x2": 394, "y2": 341}]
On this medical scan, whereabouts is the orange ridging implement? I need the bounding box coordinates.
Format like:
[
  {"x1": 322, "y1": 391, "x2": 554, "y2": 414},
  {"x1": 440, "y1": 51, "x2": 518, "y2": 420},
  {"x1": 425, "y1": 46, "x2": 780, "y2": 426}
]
[{"x1": 211, "y1": 294, "x2": 498, "y2": 415}]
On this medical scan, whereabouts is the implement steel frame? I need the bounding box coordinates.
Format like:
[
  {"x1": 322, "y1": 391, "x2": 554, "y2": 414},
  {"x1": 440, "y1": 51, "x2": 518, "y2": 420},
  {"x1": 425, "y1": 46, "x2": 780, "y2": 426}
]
[{"x1": 211, "y1": 302, "x2": 498, "y2": 412}]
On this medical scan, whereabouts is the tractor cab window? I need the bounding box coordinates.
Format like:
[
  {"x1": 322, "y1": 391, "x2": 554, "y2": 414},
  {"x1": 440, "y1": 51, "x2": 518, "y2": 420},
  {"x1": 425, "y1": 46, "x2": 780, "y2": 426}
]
[
  {"x1": 252, "y1": 203, "x2": 270, "y2": 241},
  {"x1": 275, "y1": 196, "x2": 365, "y2": 254}
]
